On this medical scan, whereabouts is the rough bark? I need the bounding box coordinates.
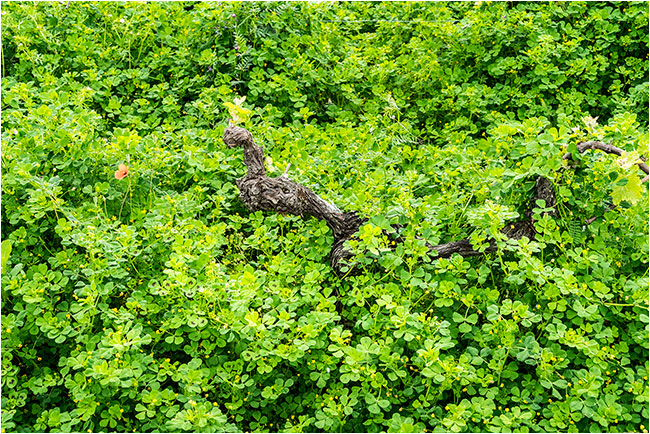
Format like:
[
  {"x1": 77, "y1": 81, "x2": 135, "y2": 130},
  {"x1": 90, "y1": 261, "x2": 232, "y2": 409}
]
[
  {"x1": 224, "y1": 127, "x2": 645, "y2": 275},
  {"x1": 223, "y1": 125, "x2": 367, "y2": 272},
  {"x1": 563, "y1": 141, "x2": 649, "y2": 175}
]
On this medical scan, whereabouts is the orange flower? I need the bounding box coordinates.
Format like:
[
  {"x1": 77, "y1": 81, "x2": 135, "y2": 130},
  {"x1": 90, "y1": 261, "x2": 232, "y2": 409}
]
[{"x1": 115, "y1": 164, "x2": 129, "y2": 180}]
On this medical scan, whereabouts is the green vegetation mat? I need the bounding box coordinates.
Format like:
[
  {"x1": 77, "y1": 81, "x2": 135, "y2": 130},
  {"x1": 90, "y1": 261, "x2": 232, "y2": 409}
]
[{"x1": 1, "y1": 2, "x2": 649, "y2": 432}]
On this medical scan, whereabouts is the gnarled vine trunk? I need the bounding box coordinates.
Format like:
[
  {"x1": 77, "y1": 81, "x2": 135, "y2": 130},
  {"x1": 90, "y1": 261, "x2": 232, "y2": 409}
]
[
  {"x1": 224, "y1": 125, "x2": 646, "y2": 275},
  {"x1": 223, "y1": 125, "x2": 366, "y2": 272}
]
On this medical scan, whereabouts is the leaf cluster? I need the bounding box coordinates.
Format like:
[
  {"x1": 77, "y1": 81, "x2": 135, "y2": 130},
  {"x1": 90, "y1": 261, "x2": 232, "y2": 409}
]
[{"x1": 1, "y1": 2, "x2": 648, "y2": 433}]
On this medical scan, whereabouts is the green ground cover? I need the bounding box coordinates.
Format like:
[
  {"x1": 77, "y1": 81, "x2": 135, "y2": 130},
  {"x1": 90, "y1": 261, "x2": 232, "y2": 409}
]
[{"x1": 1, "y1": 1, "x2": 649, "y2": 432}]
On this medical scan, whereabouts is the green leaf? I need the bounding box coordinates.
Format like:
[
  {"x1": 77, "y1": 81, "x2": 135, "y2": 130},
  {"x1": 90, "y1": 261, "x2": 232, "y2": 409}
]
[
  {"x1": 224, "y1": 96, "x2": 252, "y2": 125},
  {"x1": 612, "y1": 172, "x2": 644, "y2": 205},
  {"x1": 567, "y1": 142, "x2": 580, "y2": 161},
  {"x1": 1, "y1": 240, "x2": 12, "y2": 274},
  {"x1": 421, "y1": 367, "x2": 435, "y2": 378}
]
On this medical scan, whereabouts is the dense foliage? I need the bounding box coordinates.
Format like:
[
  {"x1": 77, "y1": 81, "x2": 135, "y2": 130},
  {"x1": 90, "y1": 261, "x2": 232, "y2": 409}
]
[{"x1": 1, "y1": 1, "x2": 649, "y2": 432}]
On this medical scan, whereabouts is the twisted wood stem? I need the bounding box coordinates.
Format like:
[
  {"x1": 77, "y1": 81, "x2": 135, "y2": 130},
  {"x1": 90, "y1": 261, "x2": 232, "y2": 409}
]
[
  {"x1": 563, "y1": 141, "x2": 649, "y2": 174},
  {"x1": 223, "y1": 125, "x2": 366, "y2": 272},
  {"x1": 224, "y1": 127, "x2": 644, "y2": 274}
]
